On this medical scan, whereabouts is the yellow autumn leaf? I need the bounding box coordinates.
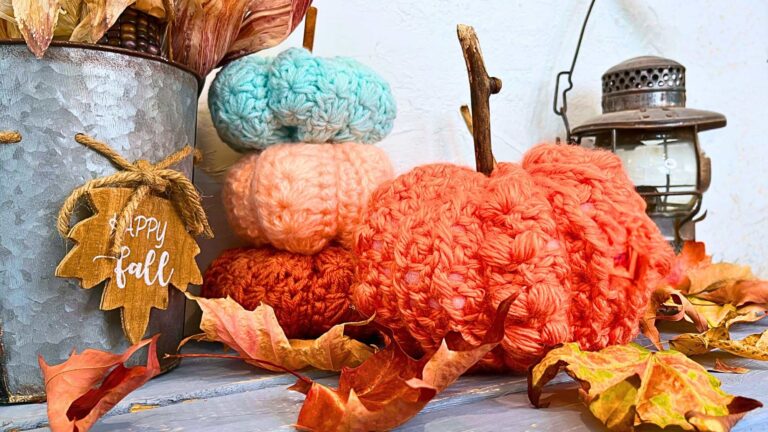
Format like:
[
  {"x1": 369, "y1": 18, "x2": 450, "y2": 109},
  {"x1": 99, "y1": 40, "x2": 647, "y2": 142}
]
[
  {"x1": 671, "y1": 317, "x2": 768, "y2": 361},
  {"x1": 184, "y1": 294, "x2": 375, "y2": 372},
  {"x1": 529, "y1": 343, "x2": 762, "y2": 432}
]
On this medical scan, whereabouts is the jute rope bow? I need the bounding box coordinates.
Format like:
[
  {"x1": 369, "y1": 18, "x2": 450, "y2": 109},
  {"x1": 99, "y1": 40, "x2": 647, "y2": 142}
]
[
  {"x1": 57, "y1": 134, "x2": 214, "y2": 255},
  {"x1": 0, "y1": 130, "x2": 22, "y2": 143}
]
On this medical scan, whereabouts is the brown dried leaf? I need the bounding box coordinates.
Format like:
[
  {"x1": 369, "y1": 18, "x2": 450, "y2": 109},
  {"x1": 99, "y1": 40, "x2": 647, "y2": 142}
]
[
  {"x1": 292, "y1": 295, "x2": 515, "y2": 432},
  {"x1": 686, "y1": 263, "x2": 754, "y2": 296},
  {"x1": 40, "y1": 335, "x2": 160, "y2": 432},
  {"x1": 641, "y1": 287, "x2": 708, "y2": 350},
  {"x1": 11, "y1": 0, "x2": 59, "y2": 57},
  {"x1": 697, "y1": 279, "x2": 768, "y2": 307},
  {"x1": 69, "y1": 0, "x2": 135, "y2": 44},
  {"x1": 185, "y1": 294, "x2": 374, "y2": 371},
  {"x1": 711, "y1": 359, "x2": 749, "y2": 374},
  {"x1": 529, "y1": 343, "x2": 762, "y2": 432}
]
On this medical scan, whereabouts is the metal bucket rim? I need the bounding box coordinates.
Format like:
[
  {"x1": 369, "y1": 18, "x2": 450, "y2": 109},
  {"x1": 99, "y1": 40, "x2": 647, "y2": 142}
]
[{"x1": 0, "y1": 40, "x2": 205, "y2": 92}]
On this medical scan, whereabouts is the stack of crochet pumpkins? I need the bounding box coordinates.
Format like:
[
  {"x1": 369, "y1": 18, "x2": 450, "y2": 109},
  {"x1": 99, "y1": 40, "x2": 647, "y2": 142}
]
[
  {"x1": 204, "y1": 48, "x2": 674, "y2": 373},
  {"x1": 202, "y1": 48, "x2": 397, "y2": 338}
]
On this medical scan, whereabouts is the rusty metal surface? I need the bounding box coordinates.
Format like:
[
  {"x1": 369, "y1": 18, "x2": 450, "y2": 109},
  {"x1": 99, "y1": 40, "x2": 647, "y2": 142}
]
[
  {"x1": 0, "y1": 43, "x2": 198, "y2": 403},
  {"x1": 573, "y1": 56, "x2": 727, "y2": 134}
]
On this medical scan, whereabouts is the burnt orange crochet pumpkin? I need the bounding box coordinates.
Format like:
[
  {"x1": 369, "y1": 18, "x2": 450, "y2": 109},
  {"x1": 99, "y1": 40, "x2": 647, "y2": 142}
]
[
  {"x1": 352, "y1": 144, "x2": 673, "y2": 371},
  {"x1": 202, "y1": 245, "x2": 360, "y2": 339}
]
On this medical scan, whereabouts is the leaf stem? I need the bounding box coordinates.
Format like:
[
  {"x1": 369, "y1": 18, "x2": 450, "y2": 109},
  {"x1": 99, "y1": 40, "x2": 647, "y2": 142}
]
[{"x1": 164, "y1": 353, "x2": 312, "y2": 385}]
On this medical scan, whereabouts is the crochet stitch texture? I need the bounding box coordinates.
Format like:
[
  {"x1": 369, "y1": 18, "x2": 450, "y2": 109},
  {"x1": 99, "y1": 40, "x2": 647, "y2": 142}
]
[
  {"x1": 353, "y1": 144, "x2": 673, "y2": 372},
  {"x1": 209, "y1": 48, "x2": 397, "y2": 151},
  {"x1": 201, "y1": 246, "x2": 359, "y2": 339},
  {"x1": 223, "y1": 142, "x2": 394, "y2": 255}
]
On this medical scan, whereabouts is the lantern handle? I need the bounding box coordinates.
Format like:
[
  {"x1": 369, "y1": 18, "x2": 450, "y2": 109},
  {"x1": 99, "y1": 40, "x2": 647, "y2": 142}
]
[
  {"x1": 553, "y1": 0, "x2": 597, "y2": 144},
  {"x1": 457, "y1": 24, "x2": 502, "y2": 176}
]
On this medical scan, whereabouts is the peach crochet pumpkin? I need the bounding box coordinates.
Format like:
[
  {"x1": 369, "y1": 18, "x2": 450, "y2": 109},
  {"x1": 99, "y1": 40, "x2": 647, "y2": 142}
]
[
  {"x1": 352, "y1": 144, "x2": 673, "y2": 371},
  {"x1": 201, "y1": 245, "x2": 360, "y2": 339},
  {"x1": 223, "y1": 142, "x2": 394, "y2": 254}
]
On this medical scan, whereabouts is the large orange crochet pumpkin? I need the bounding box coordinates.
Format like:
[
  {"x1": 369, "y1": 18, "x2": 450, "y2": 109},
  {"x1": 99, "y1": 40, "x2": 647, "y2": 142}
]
[{"x1": 352, "y1": 144, "x2": 673, "y2": 371}]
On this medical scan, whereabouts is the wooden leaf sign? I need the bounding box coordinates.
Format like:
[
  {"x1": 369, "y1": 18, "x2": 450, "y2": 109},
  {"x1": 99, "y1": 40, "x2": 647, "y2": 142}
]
[{"x1": 56, "y1": 188, "x2": 203, "y2": 344}]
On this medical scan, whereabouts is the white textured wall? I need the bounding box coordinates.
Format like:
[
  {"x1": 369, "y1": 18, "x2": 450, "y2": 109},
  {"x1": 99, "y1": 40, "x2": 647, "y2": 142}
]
[{"x1": 196, "y1": 0, "x2": 768, "y2": 275}]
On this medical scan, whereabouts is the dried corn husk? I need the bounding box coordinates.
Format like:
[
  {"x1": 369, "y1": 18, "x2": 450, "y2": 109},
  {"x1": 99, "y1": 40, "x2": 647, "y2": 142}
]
[
  {"x1": 170, "y1": 0, "x2": 311, "y2": 77},
  {"x1": 69, "y1": 0, "x2": 135, "y2": 43},
  {"x1": 55, "y1": 0, "x2": 82, "y2": 37},
  {"x1": 0, "y1": 1, "x2": 21, "y2": 38},
  {"x1": 133, "y1": 0, "x2": 165, "y2": 19},
  {"x1": 11, "y1": 0, "x2": 59, "y2": 57},
  {"x1": 223, "y1": 0, "x2": 311, "y2": 63}
]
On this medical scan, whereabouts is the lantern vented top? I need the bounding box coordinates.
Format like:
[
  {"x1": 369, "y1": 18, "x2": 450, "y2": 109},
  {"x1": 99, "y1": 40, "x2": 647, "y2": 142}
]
[
  {"x1": 573, "y1": 56, "x2": 726, "y2": 135},
  {"x1": 602, "y1": 56, "x2": 686, "y2": 113}
]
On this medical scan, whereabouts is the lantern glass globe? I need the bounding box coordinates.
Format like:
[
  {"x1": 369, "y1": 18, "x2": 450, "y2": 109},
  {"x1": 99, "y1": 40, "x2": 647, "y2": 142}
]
[{"x1": 595, "y1": 128, "x2": 699, "y2": 215}]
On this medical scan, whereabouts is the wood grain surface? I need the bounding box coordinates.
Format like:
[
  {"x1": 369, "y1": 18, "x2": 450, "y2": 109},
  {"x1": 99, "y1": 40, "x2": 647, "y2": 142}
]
[{"x1": 2, "y1": 325, "x2": 767, "y2": 431}]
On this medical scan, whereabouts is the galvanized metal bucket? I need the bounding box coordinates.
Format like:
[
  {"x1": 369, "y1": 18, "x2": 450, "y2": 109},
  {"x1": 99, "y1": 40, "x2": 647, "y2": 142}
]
[{"x1": 0, "y1": 42, "x2": 200, "y2": 403}]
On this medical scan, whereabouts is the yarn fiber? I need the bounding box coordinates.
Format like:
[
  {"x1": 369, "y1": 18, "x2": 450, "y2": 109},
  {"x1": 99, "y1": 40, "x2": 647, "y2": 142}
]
[
  {"x1": 209, "y1": 48, "x2": 397, "y2": 152},
  {"x1": 352, "y1": 144, "x2": 673, "y2": 372},
  {"x1": 223, "y1": 142, "x2": 394, "y2": 255},
  {"x1": 201, "y1": 246, "x2": 359, "y2": 339}
]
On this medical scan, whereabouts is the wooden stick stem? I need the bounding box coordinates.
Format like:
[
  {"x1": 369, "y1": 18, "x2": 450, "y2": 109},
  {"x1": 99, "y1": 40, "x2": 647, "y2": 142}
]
[
  {"x1": 303, "y1": 6, "x2": 318, "y2": 52},
  {"x1": 457, "y1": 24, "x2": 501, "y2": 176}
]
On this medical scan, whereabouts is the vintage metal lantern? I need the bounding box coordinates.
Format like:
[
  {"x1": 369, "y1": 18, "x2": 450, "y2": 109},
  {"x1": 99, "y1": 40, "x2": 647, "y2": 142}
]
[{"x1": 570, "y1": 56, "x2": 726, "y2": 244}]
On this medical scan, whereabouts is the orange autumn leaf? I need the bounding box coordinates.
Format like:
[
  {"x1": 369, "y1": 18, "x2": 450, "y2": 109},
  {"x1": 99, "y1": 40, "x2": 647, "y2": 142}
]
[
  {"x1": 529, "y1": 343, "x2": 762, "y2": 432},
  {"x1": 39, "y1": 335, "x2": 161, "y2": 432},
  {"x1": 666, "y1": 240, "x2": 711, "y2": 287},
  {"x1": 291, "y1": 295, "x2": 514, "y2": 432},
  {"x1": 184, "y1": 294, "x2": 374, "y2": 371}
]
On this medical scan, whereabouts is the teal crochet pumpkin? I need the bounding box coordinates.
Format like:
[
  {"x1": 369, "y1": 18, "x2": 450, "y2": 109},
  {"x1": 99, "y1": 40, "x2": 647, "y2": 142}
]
[{"x1": 209, "y1": 48, "x2": 397, "y2": 151}]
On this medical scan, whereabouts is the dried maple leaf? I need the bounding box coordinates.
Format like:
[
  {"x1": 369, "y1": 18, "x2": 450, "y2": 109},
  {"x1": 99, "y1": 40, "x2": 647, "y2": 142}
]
[
  {"x1": 169, "y1": 0, "x2": 311, "y2": 77},
  {"x1": 40, "y1": 335, "x2": 161, "y2": 432},
  {"x1": 670, "y1": 312, "x2": 768, "y2": 361},
  {"x1": 291, "y1": 296, "x2": 514, "y2": 432},
  {"x1": 183, "y1": 294, "x2": 374, "y2": 371},
  {"x1": 666, "y1": 240, "x2": 711, "y2": 287},
  {"x1": 528, "y1": 343, "x2": 762, "y2": 432},
  {"x1": 643, "y1": 241, "x2": 768, "y2": 348}
]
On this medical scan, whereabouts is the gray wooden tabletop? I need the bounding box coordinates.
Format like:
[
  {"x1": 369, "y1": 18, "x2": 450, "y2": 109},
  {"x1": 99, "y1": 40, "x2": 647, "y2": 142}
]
[{"x1": 2, "y1": 323, "x2": 767, "y2": 432}]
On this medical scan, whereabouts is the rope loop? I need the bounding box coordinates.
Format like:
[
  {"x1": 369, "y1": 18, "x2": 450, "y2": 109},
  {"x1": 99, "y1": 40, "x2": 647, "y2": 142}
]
[{"x1": 57, "y1": 134, "x2": 213, "y2": 255}]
